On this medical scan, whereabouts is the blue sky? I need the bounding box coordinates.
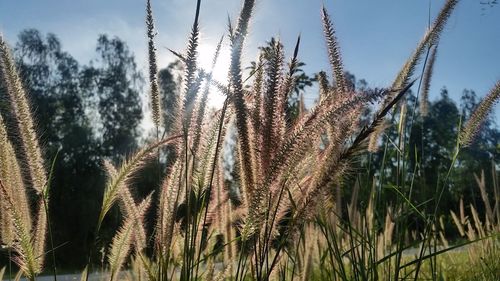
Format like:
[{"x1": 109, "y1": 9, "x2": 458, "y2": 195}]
[{"x1": 0, "y1": 0, "x2": 499, "y2": 122}]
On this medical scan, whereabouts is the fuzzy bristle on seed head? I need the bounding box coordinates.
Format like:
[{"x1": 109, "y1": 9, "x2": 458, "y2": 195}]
[
  {"x1": 180, "y1": 0, "x2": 202, "y2": 132},
  {"x1": 33, "y1": 198, "x2": 47, "y2": 270},
  {"x1": 108, "y1": 194, "x2": 152, "y2": 281},
  {"x1": 118, "y1": 183, "x2": 149, "y2": 252},
  {"x1": 389, "y1": 0, "x2": 458, "y2": 105},
  {"x1": 321, "y1": 6, "x2": 346, "y2": 94},
  {"x1": 190, "y1": 35, "x2": 224, "y2": 156},
  {"x1": 155, "y1": 161, "x2": 182, "y2": 253},
  {"x1": 0, "y1": 180, "x2": 40, "y2": 278},
  {"x1": 0, "y1": 34, "x2": 47, "y2": 195},
  {"x1": 317, "y1": 71, "x2": 330, "y2": 101},
  {"x1": 146, "y1": 0, "x2": 162, "y2": 128},
  {"x1": 1, "y1": 115, "x2": 32, "y2": 242},
  {"x1": 420, "y1": 46, "x2": 438, "y2": 117},
  {"x1": 261, "y1": 38, "x2": 285, "y2": 174},
  {"x1": 1, "y1": 109, "x2": 40, "y2": 279},
  {"x1": 97, "y1": 135, "x2": 180, "y2": 232},
  {"x1": 459, "y1": 81, "x2": 500, "y2": 147},
  {"x1": 229, "y1": 0, "x2": 257, "y2": 209}
]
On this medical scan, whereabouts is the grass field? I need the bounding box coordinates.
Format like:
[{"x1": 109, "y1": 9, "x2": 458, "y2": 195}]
[{"x1": 0, "y1": 0, "x2": 499, "y2": 280}]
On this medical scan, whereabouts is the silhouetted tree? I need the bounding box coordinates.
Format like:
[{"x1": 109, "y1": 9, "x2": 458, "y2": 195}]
[{"x1": 81, "y1": 35, "x2": 143, "y2": 158}]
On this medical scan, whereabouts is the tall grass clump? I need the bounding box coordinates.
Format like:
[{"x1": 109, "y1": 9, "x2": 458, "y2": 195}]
[{"x1": 444, "y1": 167, "x2": 500, "y2": 280}]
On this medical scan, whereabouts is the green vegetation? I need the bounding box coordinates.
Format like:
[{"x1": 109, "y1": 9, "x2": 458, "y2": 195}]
[{"x1": 0, "y1": 0, "x2": 499, "y2": 280}]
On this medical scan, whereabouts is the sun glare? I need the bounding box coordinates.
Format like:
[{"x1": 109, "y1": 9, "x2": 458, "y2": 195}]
[{"x1": 197, "y1": 42, "x2": 231, "y2": 109}]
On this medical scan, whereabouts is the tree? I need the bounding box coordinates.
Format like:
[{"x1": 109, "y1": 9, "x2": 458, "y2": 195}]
[{"x1": 81, "y1": 35, "x2": 143, "y2": 158}]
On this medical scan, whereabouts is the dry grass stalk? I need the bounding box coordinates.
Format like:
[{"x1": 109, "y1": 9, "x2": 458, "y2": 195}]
[
  {"x1": 449, "y1": 169, "x2": 499, "y2": 273},
  {"x1": 470, "y1": 205, "x2": 486, "y2": 238},
  {"x1": 474, "y1": 171, "x2": 494, "y2": 225},
  {"x1": 180, "y1": 0, "x2": 202, "y2": 133},
  {"x1": 459, "y1": 197, "x2": 466, "y2": 225},
  {"x1": 438, "y1": 216, "x2": 449, "y2": 248},
  {"x1": 450, "y1": 210, "x2": 465, "y2": 237}
]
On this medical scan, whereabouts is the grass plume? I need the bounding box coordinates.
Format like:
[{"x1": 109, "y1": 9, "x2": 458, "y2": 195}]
[
  {"x1": 108, "y1": 194, "x2": 153, "y2": 281},
  {"x1": 146, "y1": 0, "x2": 162, "y2": 128},
  {"x1": 229, "y1": 0, "x2": 257, "y2": 207},
  {"x1": 97, "y1": 135, "x2": 180, "y2": 232},
  {"x1": 0, "y1": 34, "x2": 47, "y2": 194},
  {"x1": 321, "y1": 6, "x2": 346, "y2": 93},
  {"x1": 388, "y1": 0, "x2": 458, "y2": 104},
  {"x1": 0, "y1": 180, "x2": 40, "y2": 280},
  {"x1": 459, "y1": 81, "x2": 500, "y2": 146},
  {"x1": 0, "y1": 34, "x2": 49, "y2": 281},
  {"x1": 420, "y1": 45, "x2": 438, "y2": 117},
  {"x1": 0, "y1": 115, "x2": 32, "y2": 245}
]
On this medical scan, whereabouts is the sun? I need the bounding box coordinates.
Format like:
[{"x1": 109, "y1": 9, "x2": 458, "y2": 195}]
[{"x1": 197, "y1": 42, "x2": 231, "y2": 109}]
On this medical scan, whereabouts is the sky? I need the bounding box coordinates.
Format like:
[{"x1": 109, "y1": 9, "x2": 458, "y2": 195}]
[{"x1": 0, "y1": 0, "x2": 499, "y2": 125}]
